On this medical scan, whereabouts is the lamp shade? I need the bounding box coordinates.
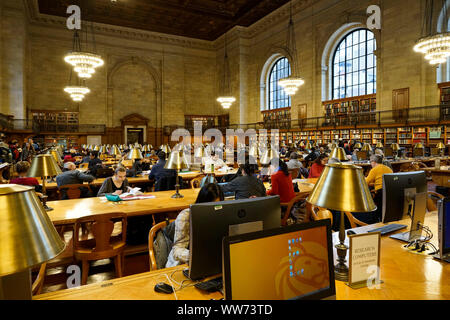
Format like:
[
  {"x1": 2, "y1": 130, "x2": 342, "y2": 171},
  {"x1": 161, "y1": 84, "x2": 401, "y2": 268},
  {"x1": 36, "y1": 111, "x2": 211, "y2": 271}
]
[
  {"x1": 307, "y1": 163, "x2": 376, "y2": 212},
  {"x1": 0, "y1": 184, "x2": 65, "y2": 276},
  {"x1": 160, "y1": 145, "x2": 171, "y2": 154},
  {"x1": 299, "y1": 141, "x2": 305, "y2": 147},
  {"x1": 414, "y1": 142, "x2": 424, "y2": 149},
  {"x1": 164, "y1": 150, "x2": 189, "y2": 170},
  {"x1": 194, "y1": 146, "x2": 204, "y2": 158},
  {"x1": 330, "y1": 142, "x2": 338, "y2": 150},
  {"x1": 142, "y1": 145, "x2": 150, "y2": 152},
  {"x1": 437, "y1": 142, "x2": 446, "y2": 149},
  {"x1": 362, "y1": 143, "x2": 372, "y2": 152},
  {"x1": 28, "y1": 154, "x2": 62, "y2": 178},
  {"x1": 48, "y1": 149, "x2": 62, "y2": 166},
  {"x1": 391, "y1": 143, "x2": 400, "y2": 151},
  {"x1": 376, "y1": 142, "x2": 384, "y2": 148},
  {"x1": 249, "y1": 145, "x2": 259, "y2": 159},
  {"x1": 354, "y1": 142, "x2": 362, "y2": 149},
  {"x1": 98, "y1": 146, "x2": 107, "y2": 154},
  {"x1": 260, "y1": 148, "x2": 279, "y2": 165},
  {"x1": 93, "y1": 145, "x2": 99, "y2": 152},
  {"x1": 126, "y1": 147, "x2": 143, "y2": 160},
  {"x1": 110, "y1": 145, "x2": 121, "y2": 156},
  {"x1": 330, "y1": 147, "x2": 348, "y2": 161},
  {"x1": 305, "y1": 142, "x2": 312, "y2": 150}
]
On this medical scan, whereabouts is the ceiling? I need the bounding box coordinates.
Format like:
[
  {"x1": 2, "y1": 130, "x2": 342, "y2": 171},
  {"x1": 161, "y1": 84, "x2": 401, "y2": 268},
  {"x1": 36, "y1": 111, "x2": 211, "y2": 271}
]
[{"x1": 37, "y1": 0, "x2": 291, "y2": 41}]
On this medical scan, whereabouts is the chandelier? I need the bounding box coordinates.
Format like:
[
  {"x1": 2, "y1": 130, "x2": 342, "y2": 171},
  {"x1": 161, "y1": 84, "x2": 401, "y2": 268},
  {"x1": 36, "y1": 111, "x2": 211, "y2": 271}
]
[
  {"x1": 64, "y1": 85, "x2": 90, "y2": 102},
  {"x1": 414, "y1": 0, "x2": 450, "y2": 65},
  {"x1": 278, "y1": 0, "x2": 304, "y2": 96},
  {"x1": 217, "y1": 35, "x2": 235, "y2": 109},
  {"x1": 65, "y1": 21, "x2": 104, "y2": 79}
]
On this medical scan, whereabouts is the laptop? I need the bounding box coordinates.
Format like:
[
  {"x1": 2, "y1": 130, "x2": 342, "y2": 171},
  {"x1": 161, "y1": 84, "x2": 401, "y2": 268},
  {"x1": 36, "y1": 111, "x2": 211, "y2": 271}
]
[{"x1": 222, "y1": 220, "x2": 335, "y2": 300}]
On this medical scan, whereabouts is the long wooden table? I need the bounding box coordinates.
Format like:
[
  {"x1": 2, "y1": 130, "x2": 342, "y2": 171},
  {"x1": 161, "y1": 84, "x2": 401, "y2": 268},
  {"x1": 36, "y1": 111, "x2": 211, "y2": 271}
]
[
  {"x1": 35, "y1": 211, "x2": 450, "y2": 300},
  {"x1": 423, "y1": 167, "x2": 450, "y2": 187}
]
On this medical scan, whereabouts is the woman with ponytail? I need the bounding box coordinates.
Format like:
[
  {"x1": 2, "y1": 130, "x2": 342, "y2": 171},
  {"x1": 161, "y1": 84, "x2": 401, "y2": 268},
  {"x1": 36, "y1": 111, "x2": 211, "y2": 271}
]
[{"x1": 267, "y1": 159, "x2": 296, "y2": 203}]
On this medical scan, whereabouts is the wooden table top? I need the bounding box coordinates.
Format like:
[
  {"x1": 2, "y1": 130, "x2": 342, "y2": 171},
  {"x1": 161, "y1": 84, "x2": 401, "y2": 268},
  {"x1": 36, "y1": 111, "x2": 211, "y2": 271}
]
[
  {"x1": 46, "y1": 188, "x2": 202, "y2": 225},
  {"x1": 35, "y1": 211, "x2": 450, "y2": 300}
]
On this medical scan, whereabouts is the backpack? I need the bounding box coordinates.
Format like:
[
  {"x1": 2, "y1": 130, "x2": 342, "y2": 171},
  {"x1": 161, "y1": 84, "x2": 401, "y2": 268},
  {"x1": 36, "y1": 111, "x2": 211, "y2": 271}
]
[{"x1": 153, "y1": 220, "x2": 176, "y2": 269}]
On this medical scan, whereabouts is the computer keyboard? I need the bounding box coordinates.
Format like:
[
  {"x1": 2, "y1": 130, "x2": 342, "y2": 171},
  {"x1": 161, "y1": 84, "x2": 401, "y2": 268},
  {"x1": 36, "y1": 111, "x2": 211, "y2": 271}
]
[
  {"x1": 366, "y1": 223, "x2": 407, "y2": 235},
  {"x1": 194, "y1": 276, "x2": 223, "y2": 293}
]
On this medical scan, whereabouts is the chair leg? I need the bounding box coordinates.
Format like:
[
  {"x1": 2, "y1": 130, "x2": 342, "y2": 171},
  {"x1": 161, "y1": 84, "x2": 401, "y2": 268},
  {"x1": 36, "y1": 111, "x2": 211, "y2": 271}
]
[
  {"x1": 114, "y1": 255, "x2": 123, "y2": 278},
  {"x1": 81, "y1": 260, "x2": 89, "y2": 285}
]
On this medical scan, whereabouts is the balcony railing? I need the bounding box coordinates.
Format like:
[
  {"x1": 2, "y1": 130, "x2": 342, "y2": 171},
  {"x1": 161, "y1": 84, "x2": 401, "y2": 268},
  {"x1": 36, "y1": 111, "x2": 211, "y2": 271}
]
[{"x1": 3, "y1": 119, "x2": 106, "y2": 134}]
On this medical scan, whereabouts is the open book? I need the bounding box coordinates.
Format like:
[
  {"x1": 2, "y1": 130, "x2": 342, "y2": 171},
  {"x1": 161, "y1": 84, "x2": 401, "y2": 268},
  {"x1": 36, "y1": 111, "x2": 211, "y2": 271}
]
[{"x1": 119, "y1": 187, "x2": 156, "y2": 201}]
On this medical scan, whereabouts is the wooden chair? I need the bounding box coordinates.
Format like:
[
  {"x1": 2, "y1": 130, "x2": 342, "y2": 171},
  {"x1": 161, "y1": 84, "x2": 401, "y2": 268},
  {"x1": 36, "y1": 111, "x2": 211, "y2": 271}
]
[
  {"x1": 31, "y1": 263, "x2": 47, "y2": 296},
  {"x1": 148, "y1": 219, "x2": 175, "y2": 271},
  {"x1": 57, "y1": 183, "x2": 92, "y2": 200},
  {"x1": 307, "y1": 203, "x2": 333, "y2": 225},
  {"x1": 427, "y1": 191, "x2": 445, "y2": 212},
  {"x1": 190, "y1": 174, "x2": 205, "y2": 189},
  {"x1": 281, "y1": 194, "x2": 308, "y2": 226},
  {"x1": 74, "y1": 156, "x2": 83, "y2": 162},
  {"x1": 343, "y1": 212, "x2": 368, "y2": 229},
  {"x1": 288, "y1": 168, "x2": 300, "y2": 180},
  {"x1": 73, "y1": 212, "x2": 127, "y2": 285}
]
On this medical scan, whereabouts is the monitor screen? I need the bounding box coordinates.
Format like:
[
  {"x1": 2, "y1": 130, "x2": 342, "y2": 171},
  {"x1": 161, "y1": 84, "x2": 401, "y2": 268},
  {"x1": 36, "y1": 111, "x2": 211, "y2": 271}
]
[
  {"x1": 222, "y1": 221, "x2": 335, "y2": 300},
  {"x1": 444, "y1": 201, "x2": 450, "y2": 252}
]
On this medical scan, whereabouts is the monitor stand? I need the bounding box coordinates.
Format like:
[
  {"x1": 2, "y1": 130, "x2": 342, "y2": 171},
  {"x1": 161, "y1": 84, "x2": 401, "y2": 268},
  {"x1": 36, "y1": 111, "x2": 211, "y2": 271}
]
[{"x1": 432, "y1": 253, "x2": 450, "y2": 263}]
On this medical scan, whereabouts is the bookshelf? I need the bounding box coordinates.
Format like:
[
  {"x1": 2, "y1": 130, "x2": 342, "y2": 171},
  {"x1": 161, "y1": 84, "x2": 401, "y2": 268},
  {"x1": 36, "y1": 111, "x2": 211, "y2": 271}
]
[
  {"x1": 262, "y1": 107, "x2": 291, "y2": 129},
  {"x1": 372, "y1": 129, "x2": 384, "y2": 144},
  {"x1": 439, "y1": 82, "x2": 450, "y2": 120},
  {"x1": 385, "y1": 128, "x2": 398, "y2": 145},
  {"x1": 323, "y1": 94, "x2": 376, "y2": 126},
  {"x1": 185, "y1": 115, "x2": 215, "y2": 129},
  {"x1": 31, "y1": 110, "x2": 79, "y2": 132}
]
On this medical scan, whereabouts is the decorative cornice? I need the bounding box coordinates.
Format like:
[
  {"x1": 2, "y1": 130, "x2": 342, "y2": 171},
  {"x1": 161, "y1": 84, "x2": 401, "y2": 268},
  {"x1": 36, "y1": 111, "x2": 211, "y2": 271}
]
[{"x1": 25, "y1": 0, "x2": 215, "y2": 51}]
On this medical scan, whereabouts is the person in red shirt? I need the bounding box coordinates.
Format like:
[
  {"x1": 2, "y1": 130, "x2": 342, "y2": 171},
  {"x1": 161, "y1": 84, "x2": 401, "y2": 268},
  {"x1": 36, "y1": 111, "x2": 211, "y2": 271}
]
[
  {"x1": 10, "y1": 161, "x2": 42, "y2": 192},
  {"x1": 267, "y1": 159, "x2": 296, "y2": 203},
  {"x1": 309, "y1": 154, "x2": 329, "y2": 178}
]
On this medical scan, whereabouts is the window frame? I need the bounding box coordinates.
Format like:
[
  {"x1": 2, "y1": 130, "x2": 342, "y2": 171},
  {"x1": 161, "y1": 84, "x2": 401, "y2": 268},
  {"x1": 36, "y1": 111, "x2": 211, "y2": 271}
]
[
  {"x1": 267, "y1": 57, "x2": 292, "y2": 110},
  {"x1": 331, "y1": 28, "x2": 376, "y2": 100}
]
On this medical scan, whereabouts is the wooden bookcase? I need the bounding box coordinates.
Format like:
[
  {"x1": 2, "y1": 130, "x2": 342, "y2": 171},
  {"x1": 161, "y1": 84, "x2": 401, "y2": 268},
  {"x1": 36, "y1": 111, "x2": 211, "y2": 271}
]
[
  {"x1": 323, "y1": 94, "x2": 376, "y2": 126},
  {"x1": 31, "y1": 110, "x2": 79, "y2": 132},
  {"x1": 439, "y1": 82, "x2": 450, "y2": 120},
  {"x1": 262, "y1": 107, "x2": 291, "y2": 129}
]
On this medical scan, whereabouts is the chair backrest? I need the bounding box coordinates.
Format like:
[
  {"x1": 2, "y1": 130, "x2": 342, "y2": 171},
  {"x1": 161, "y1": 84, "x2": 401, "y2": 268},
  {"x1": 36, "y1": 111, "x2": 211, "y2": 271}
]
[
  {"x1": 58, "y1": 184, "x2": 91, "y2": 200},
  {"x1": 288, "y1": 168, "x2": 300, "y2": 180},
  {"x1": 343, "y1": 211, "x2": 368, "y2": 229},
  {"x1": 96, "y1": 167, "x2": 114, "y2": 178},
  {"x1": 74, "y1": 212, "x2": 127, "y2": 254},
  {"x1": 148, "y1": 219, "x2": 176, "y2": 271},
  {"x1": 190, "y1": 174, "x2": 205, "y2": 189},
  {"x1": 155, "y1": 174, "x2": 182, "y2": 192},
  {"x1": 121, "y1": 159, "x2": 133, "y2": 168},
  {"x1": 307, "y1": 203, "x2": 333, "y2": 225},
  {"x1": 31, "y1": 262, "x2": 47, "y2": 296},
  {"x1": 356, "y1": 151, "x2": 368, "y2": 160}
]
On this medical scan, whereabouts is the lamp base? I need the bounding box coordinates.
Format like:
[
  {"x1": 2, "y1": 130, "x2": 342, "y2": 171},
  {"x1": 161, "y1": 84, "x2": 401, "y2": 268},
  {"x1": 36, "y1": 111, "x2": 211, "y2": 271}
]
[
  {"x1": 171, "y1": 193, "x2": 184, "y2": 199},
  {"x1": 334, "y1": 264, "x2": 349, "y2": 282}
]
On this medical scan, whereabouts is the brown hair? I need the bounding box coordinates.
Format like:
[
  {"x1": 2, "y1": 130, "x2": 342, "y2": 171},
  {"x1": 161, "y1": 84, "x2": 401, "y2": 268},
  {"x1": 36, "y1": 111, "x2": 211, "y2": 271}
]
[
  {"x1": 114, "y1": 165, "x2": 127, "y2": 175},
  {"x1": 16, "y1": 161, "x2": 31, "y2": 174}
]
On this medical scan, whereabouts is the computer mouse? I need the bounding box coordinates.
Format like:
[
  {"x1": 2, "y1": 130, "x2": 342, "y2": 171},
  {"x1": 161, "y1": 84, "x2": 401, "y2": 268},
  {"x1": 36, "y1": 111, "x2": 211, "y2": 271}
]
[
  {"x1": 347, "y1": 230, "x2": 356, "y2": 236},
  {"x1": 154, "y1": 282, "x2": 174, "y2": 294}
]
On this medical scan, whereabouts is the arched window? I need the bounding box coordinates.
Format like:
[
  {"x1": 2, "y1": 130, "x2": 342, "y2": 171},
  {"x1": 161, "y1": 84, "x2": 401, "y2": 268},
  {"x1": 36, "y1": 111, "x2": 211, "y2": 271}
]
[
  {"x1": 268, "y1": 57, "x2": 291, "y2": 109},
  {"x1": 332, "y1": 29, "x2": 376, "y2": 100}
]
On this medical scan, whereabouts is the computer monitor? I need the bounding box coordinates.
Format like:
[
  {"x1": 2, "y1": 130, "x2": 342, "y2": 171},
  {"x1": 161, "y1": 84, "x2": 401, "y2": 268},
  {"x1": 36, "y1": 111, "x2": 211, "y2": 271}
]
[
  {"x1": 384, "y1": 147, "x2": 393, "y2": 158},
  {"x1": 382, "y1": 171, "x2": 427, "y2": 223},
  {"x1": 434, "y1": 198, "x2": 450, "y2": 261},
  {"x1": 222, "y1": 220, "x2": 335, "y2": 300},
  {"x1": 389, "y1": 192, "x2": 427, "y2": 242},
  {"x1": 413, "y1": 148, "x2": 424, "y2": 158},
  {"x1": 188, "y1": 196, "x2": 281, "y2": 280}
]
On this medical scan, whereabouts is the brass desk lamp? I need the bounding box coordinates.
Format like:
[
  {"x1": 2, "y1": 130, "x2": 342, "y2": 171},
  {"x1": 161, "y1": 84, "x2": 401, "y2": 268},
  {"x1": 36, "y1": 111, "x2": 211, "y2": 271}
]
[
  {"x1": 330, "y1": 147, "x2": 348, "y2": 162},
  {"x1": 164, "y1": 150, "x2": 189, "y2": 198},
  {"x1": 28, "y1": 154, "x2": 62, "y2": 211},
  {"x1": 307, "y1": 163, "x2": 376, "y2": 282},
  {"x1": 0, "y1": 184, "x2": 65, "y2": 299}
]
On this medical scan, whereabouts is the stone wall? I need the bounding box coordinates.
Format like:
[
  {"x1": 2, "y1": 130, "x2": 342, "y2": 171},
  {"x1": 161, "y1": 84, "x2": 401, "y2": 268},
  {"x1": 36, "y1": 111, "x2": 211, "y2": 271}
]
[{"x1": 0, "y1": 0, "x2": 444, "y2": 133}]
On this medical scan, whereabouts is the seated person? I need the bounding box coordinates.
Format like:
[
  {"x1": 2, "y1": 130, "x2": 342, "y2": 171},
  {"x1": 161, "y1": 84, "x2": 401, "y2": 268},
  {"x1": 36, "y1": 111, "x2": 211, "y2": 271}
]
[
  {"x1": 88, "y1": 151, "x2": 102, "y2": 176},
  {"x1": 286, "y1": 152, "x2": 303, "y2": 170},
  {"x1": 309, "y1": 154, "x2": 329, "y2": 178},
  {"x1": 97, "y1": 166, "x2": 129, "y2": 197},
  {"x1": 365, "y1": 154, "x2": 393, "y2": 222},
  {"x1": 80, "y1": 152, "x2": 90, "y2": 164},
  {"x1": 221, "y1": 162, "x2": 266, "y2": 199},
  {"x1": 148, "y1": 151, "x2": 167, "y2": 182},
  {"x1": 10, "y1": 161, "x2": 42, "y2": 192},
  {"x1": 56, "y1": 162, "x2": 95, "y2": 199},
  {"x1": 63, "y1": 153, "x2": 75, "y2": 163},
  {"x1": 267, "y1": 159, "x2": 296, "y2": 203},
  {"x1": 166, "y1": 183, "x2": 224, "y2": 267}
]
